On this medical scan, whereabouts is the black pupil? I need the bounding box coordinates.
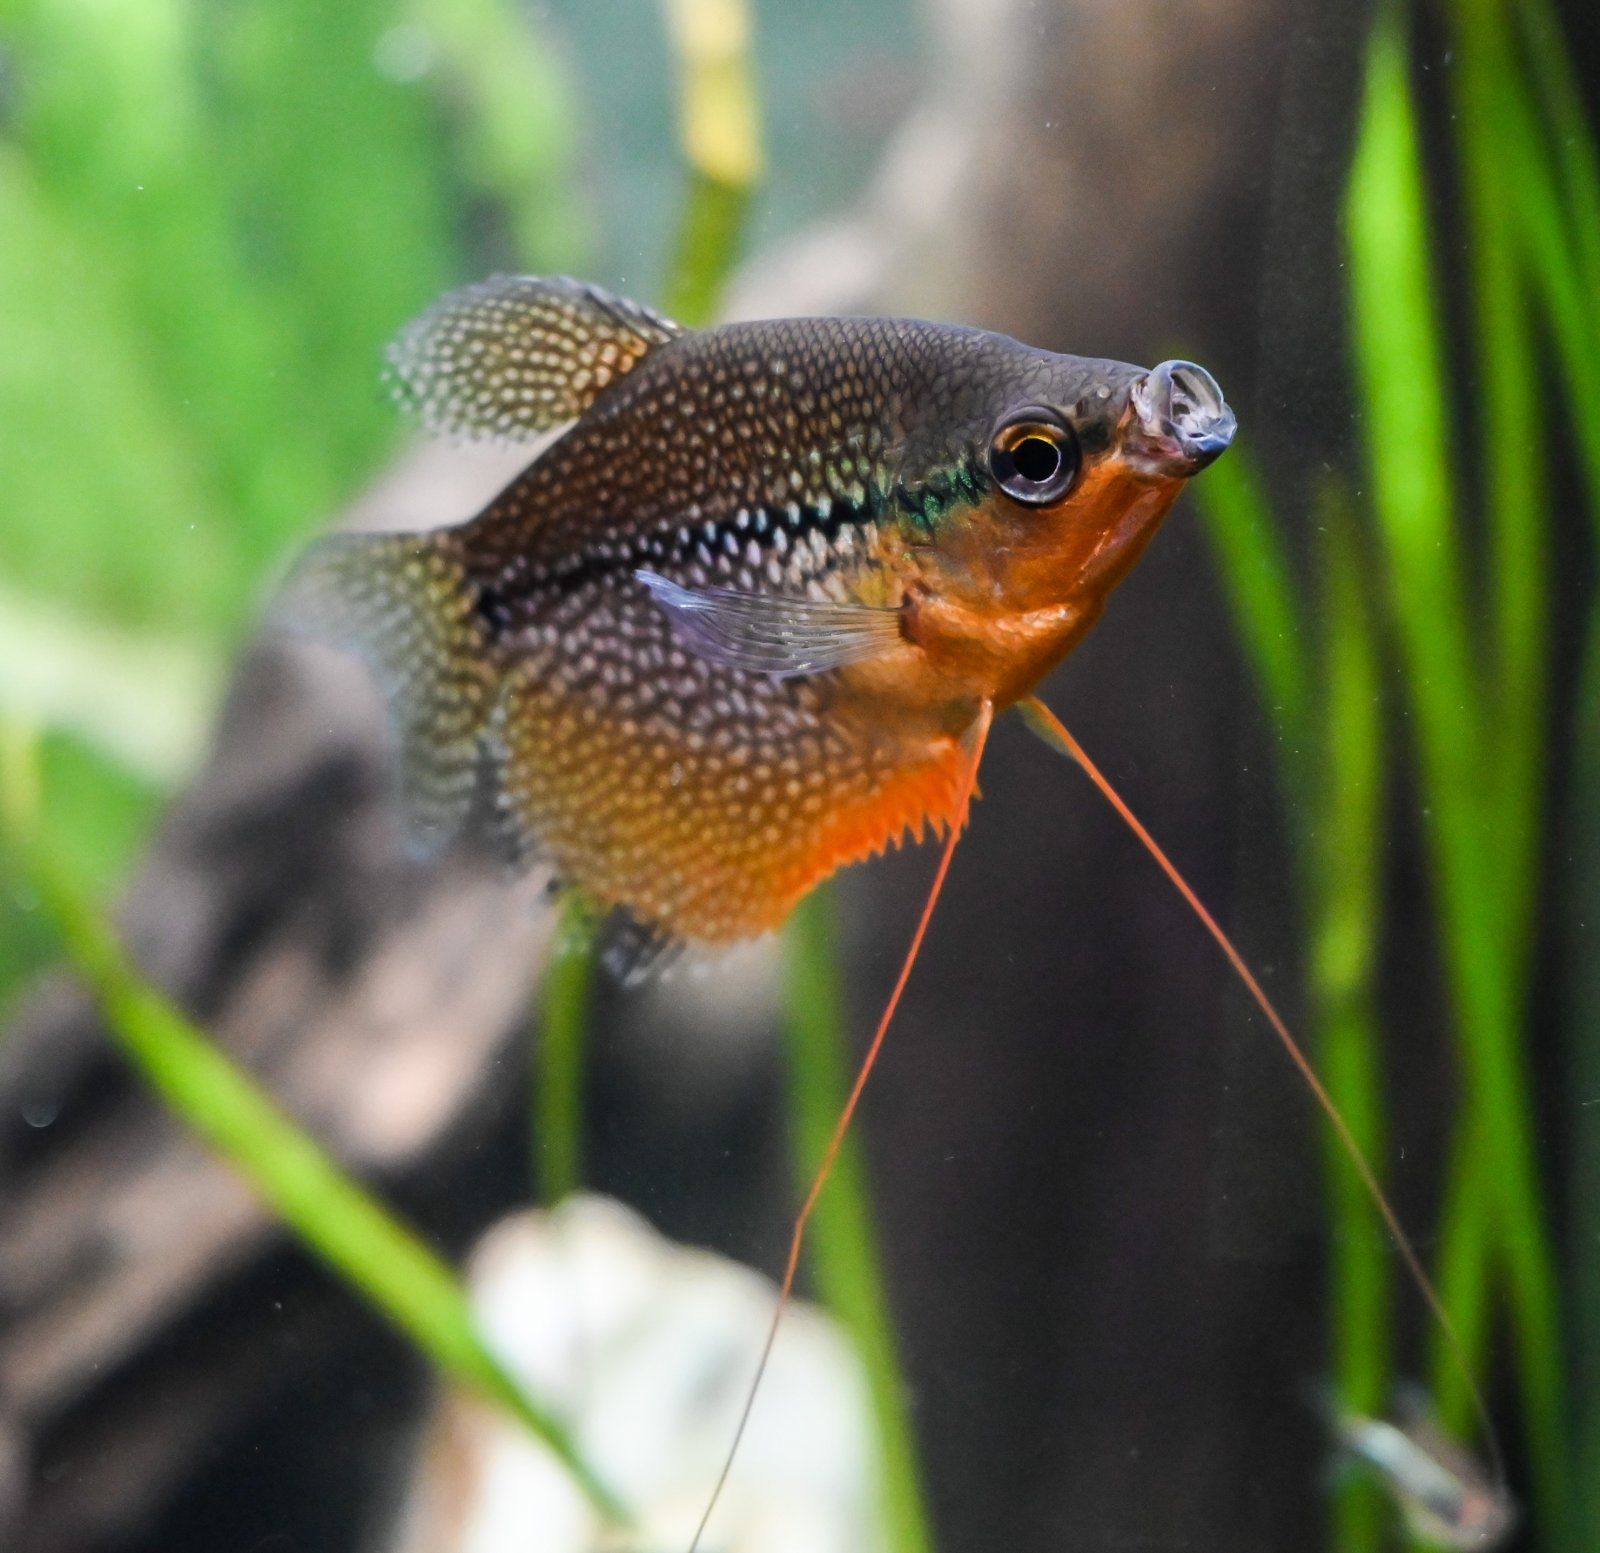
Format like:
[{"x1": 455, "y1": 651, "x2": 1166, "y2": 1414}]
[{"x1": 1012, "y1": 433, "x2": 1061, "y2": 484}]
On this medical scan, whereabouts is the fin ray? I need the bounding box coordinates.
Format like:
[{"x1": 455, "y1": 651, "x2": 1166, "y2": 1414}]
[
  {"x1": 387, "y1": 274, "x2": 682, "y2": 442},
  {"x1": 634, "y1": 568, "x2": 902, "y2": 677}
]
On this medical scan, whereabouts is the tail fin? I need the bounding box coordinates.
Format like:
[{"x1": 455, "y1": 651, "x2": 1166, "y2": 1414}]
[{"x1": 273, "y1": 531, "x2": 498, "y2": 852}]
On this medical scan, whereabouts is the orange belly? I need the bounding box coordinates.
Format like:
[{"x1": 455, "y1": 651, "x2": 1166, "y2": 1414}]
[{"x1": 495, "y1": 656, "x2": 973, "y2": 943}]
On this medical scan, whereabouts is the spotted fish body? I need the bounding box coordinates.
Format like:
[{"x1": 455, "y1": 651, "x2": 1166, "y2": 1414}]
[{"x1": 281, "y1": 276, "x2": 1235, "y2": 965}]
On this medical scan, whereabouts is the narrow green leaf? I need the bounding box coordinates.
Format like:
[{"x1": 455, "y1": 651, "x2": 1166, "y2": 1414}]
[
  {"x1": 0, "y1": 722, "x2": 627, "y2": 1528},
  {"x1": 1346, "y1": 18, "x2": 1480, "y2": 791},
  {"x1": 782, "y1": 891, "x2": 932, "y2": 1553},
  {"x1": 535, "y1": 897, "x2": 597, "y2": 1206},
  {"x1": 1565, "y1": 612, "x2": 1600, "y2": 1540},
  {"x1": 1313, "y1": 504, "x2": 1390, "y2": 1553},
  {"x1": 1194, "y1": 449, "x2": 1314, "y2": 780},
  {"x1": 1508, "y1": 4, "x2": 1600, "y2": 1534},
  {"x1": 1449, "y1": 0, "x2": 1547, "y2": 968},
  {"x1": 662, "y1": 171, "x2": 752, "y2": 329},
  {"x1": 1518, "y1": 0, "x2": 1600, "y2": 306},
  {"x1": 659, "y1": 0, "x2": 762, "y2": 325},
  {"x1": 1493, "y1": 54, "x2": 1600, "y2": 537},
  {"x1": 1349, "y1": 14, "x2": 1570, "y2": 1538}
]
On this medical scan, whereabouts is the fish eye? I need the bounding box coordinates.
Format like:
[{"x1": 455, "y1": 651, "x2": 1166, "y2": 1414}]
[{"x1": 988, "y1": 409, "x2": 1080, "y2": 505}]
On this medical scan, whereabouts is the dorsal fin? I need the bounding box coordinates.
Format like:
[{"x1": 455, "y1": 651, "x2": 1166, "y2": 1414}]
[{"x1": 386, "y1": 274, "x2": 684, "y2": 442}]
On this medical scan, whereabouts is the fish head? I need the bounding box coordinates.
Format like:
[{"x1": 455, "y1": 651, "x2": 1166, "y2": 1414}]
[
  {"x1": 954, "y1": 350, "x2": 1235, "y2": 570},
  {"x1": 900, "y1": 342, "x2": 1236, "y2": 704}
]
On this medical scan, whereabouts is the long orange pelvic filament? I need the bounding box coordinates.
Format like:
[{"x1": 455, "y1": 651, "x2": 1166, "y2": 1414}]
[
  {"x1": 687, "y1": 699, "x2": 995, "y2": 1553},
  {"x1": 1019, "y1": 694, "x2": 1505, "y2": 1492},
  {"x1": 693, "y1": 690, "x2": 1501, "y2": 1550}
]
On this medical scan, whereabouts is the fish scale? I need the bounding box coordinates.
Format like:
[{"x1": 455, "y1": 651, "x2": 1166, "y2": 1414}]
[
  {"x1": 277, "y1": 275, "x2": 1233, "y2": 970},
  {"x1": 486, "y1": 541, "x2": 937, "y2": 947}
]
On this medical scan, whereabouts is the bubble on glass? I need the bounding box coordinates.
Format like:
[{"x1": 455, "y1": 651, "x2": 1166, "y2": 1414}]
[{"x1": 21, "y1": 1097, "x2": 59, "y2": 1129}]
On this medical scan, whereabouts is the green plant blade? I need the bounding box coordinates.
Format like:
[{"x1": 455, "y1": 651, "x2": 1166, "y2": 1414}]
[
  {"x1": 1312, "y1": 505, "x2": 1390, "y2": 1553},
  {"x1": 535, "y1": 897, "x2": 597, "y2": 1206},
  {"x1": 781, "y1": 890, "x2": 933, "y2": 1553},
  {"x1": 0, "y1": 721, "x2": 627, "y2": 1528},
  {"x1": 1193, "y1": 450, "x2": 1314, "y2": 794},
  {"x1": 1347, "y1": 14, "x2": 1570, "y2": 1538}
]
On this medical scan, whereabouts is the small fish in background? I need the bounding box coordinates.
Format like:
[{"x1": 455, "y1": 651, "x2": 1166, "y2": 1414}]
[
  {"x1": 1321, "y1": 1388, "x2": 1517, "y2": 1549},
  {"x1": 275, "y1": 274, "x2": 1234, "y2": 976}
]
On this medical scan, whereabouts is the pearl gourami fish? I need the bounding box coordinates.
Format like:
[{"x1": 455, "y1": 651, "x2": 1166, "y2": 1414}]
[
  {"x1": 281, "y1": 277, "x2": 1511, "y2": 1544},
  {"x1": 280, "y1": 274, "x2": 1234, "y2": 970}
]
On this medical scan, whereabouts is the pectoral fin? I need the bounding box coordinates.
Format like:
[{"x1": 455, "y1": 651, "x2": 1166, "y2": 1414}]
[
  {"x1": 387, "y1": 274, "x2": 683, "y2": 441},
  {"x1": 635, "y1": 568, "x2": 903, "y2": 678}
]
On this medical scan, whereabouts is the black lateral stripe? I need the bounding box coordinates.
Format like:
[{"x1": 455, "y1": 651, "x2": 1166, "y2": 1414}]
[{"x1": 536, "y1": 489, "x2": 882, "y2": 595}]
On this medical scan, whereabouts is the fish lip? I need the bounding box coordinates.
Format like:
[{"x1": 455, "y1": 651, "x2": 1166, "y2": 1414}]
[{"x1": 1125, "y1": 359, "x2": 1237, "y2": 476}]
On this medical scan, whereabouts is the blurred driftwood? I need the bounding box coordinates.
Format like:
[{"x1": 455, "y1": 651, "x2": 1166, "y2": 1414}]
[
  {"x1": 0, "y1": 1, "x2": 1347, "y2": 1549},
  {"x1": 0, "y1": 442, "x2": 557, "y2": 1552}
]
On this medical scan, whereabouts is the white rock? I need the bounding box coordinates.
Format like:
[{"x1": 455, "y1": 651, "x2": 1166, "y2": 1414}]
[{"x1": 385, "y1": 1195, "x2": 885, "y2": 1553}]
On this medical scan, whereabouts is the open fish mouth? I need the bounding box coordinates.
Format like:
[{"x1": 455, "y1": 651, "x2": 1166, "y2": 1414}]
[{"x1": 1127, "y1": 359, "x2": 1237, "y2": 476}]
